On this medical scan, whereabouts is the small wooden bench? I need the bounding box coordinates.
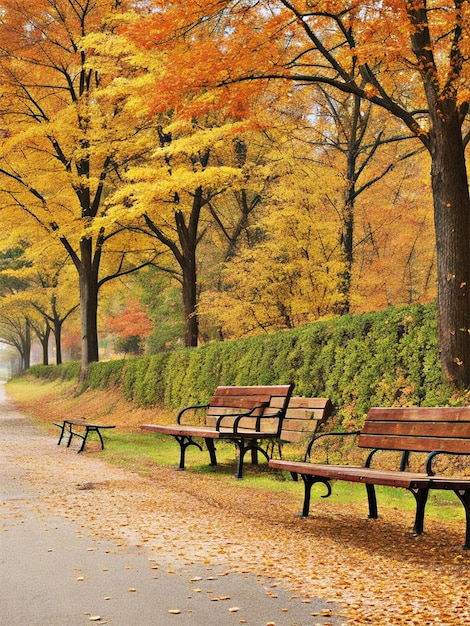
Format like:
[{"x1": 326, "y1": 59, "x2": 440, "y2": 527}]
[
  {"x1": 269, "y1": 407, "x2": 470, "y2": 549},
  {"x1": 279, "y1": 396, "x2": 333, "y2": 444},
  {"x1": 142, "y1": 384, "x2": 295, "y2": 478},
  {"x1": 54, "y1": 419, "x2": 115, "y2": 453}
]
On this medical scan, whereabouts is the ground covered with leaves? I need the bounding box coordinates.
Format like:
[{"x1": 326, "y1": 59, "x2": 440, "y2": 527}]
[{"x1": 6, "y1": 381, "x2": 470, "y2": 625}]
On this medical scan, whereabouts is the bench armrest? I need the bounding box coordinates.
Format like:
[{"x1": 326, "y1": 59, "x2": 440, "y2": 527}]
[
  {"x1": 304, "y1": 429, "x2": 361, "y2": 460},
  {"x1": 176, "y1": 404, "x2": 210, "y2": 425},
  {"x1": 425, "y1": 450, "x2": 470, "y2": 476}
]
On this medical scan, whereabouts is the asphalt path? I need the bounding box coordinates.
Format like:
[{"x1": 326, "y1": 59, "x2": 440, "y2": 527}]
[{"x1": 0, "y1": 382, "x2": 344, "y2": 626}]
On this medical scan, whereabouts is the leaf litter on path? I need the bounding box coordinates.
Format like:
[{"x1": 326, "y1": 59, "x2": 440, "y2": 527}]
[{"x1": 7, "y1": 387, "x2": 470, "y2": 625}]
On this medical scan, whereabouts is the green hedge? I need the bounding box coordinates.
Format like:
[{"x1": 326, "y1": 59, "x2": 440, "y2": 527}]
[
  {"x1": 29, "y1": 361, "x2": 81, "y2": 380},
  {"x1": 27, "y1": 303, "x2": 459, "y2": 424}
]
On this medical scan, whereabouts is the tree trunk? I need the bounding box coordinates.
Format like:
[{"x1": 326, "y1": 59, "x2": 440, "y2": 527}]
[
  {"x1": 22, "y1": 319, "x2": 31, "y2": 370},
  {"x1": 53, "y1": 320, "x2": 63, "y2": 365},
  {"x1": 182, "y1": 251, "x2": 198, "y2": 347},
  {"x1": 339, "y1": 196, "x2": 354, "y2": 315},
  {"x1": 78, "y1": 237, "x2": 100, "y2": 381},
  {"x1": 175, "y1": 188, "x2": 204, "y2": 348},
  {"x1": 431, "y1": 104, "x2": 470, "y2": 386},
  {"x1": 41, "y1": 324, "x2": 51, "y2": 366}
]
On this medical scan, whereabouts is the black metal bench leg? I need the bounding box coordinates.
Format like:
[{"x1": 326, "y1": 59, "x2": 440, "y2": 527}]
[
  {"x1": 96, "y1": 428, "x2": 105, "y2": 450},
  {"x1": 299, "y1": 475, "x2": 332, "y2": 517},
  {"x1": 78, "y1": 429, "x2": 89, "y2": 453},
  {"x1": 411, "y1": 487, "x2": 429, "y2": 536},
  {"x1": 300, "y1": 475, "x2": 314, "y2": 517},
  {"x1": 234, "y1": 441, "x2": 270, "y2": 479},
  {"x1": 366, "y1": 484, "x2": 378, "y2": 519},
  {"x1": 204, "y1": 438, "x2": 217, "y2": 466},
  {"x1": 66, "y1": 424, "x2": 74, "y2": 447},
  {"x1": 174, "y1": 435, "x2": 202, "y2": 470},
  {"x1": 454, "y1": 489, "x2": 470, "y2": 550},
  {"x1": 57, "y1": 422, "x2": 66, "y2": 445}
]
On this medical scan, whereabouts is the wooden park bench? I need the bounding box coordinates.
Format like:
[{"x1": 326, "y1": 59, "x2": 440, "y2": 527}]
[
  {"x1": 54, "y1": 419, "x2": 115, "y2": 453},
  {"x1": 141, "y1": 386, "x2": 334, "y2": 478},
  {"x1": 142, "y1": 384, "x2": 296, "y2": 478},
  {"x1": 269, "y1": 407, "x2": 470, "y2": 549},
  {"x1": 267, "y1": 395, "x2": 333, "y2": 458}
]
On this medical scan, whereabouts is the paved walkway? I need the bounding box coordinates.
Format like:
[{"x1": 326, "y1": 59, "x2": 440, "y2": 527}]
[{"x1": 0, "y1": 383, "x2": 343, "y2": 626}]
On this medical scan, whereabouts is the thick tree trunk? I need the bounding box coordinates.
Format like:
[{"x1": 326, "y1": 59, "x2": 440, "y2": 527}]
[
  {"x1": 175, "y1": 189, "x2": 203, "y2": 348},
  {"x1": 182, "y1": 252, "x2": 198, "y2": 347},
  {"x1": 431, "y1": 106, "x2": 470, "y2": 386},
  {"x1": 78, "y1": 238, "x2": 100, "y2": 381}
]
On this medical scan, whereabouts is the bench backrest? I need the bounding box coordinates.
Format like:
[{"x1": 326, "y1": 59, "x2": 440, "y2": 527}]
[
  {"x1": 359, "y1": 407, "x2": 470, "y2": 454},
  {"x1": 205, "y1": 384, "x2": 294, "y2": 435},
  {"x1": 277, "y1": 397, "x2": 333, "y2": 442}
]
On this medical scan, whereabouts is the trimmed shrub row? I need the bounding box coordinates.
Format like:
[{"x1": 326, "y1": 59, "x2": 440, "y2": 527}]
[{"x1": 28, "y1": 303, "x2": 459, "y2": 425}]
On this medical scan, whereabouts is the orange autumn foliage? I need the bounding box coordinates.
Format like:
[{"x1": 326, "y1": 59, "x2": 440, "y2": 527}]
[{"x1": 105, "y1": 300, "x2": 153, "y2": 339}]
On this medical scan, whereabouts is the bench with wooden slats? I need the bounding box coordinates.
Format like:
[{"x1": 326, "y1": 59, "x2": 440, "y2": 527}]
[
  {"x1": 269, "y1": 407, "x2": 470, "y2": 549},
  {"x1": 259, "y1": 396, "x2": 333, "y2": 460},
  {"x1": 279, "y1": 397, "x2": 333, "y2": 443},
  {"x1": 142, "y1": 384, "x2": 294, "y2": 478},
  {"x1": 54, "y1": 419, "x2": 115, "y2": 453}
]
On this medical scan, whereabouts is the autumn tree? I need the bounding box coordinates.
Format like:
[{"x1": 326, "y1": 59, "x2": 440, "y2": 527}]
[
  {"x1": 304, "y1": 90, "x2": 425, "y2": 313},
  {"x1": 127, "y1": 0, "x2": 470, "y2": 386},
  {"x1": 0, "y1": 0, "x2": 155, "y2": 379},
  {"x1": 0, "y1": 309, "x2": 31, "y2": 370},
  {"x1": 26, "y1": 254, "x2": 79, "y2": 365},
  {"x1": 0, "y1": 249, "x2": 32, "y2": 368},
  {"x1": 104, "y1": 297, "x2": 153, "y2": 355}
]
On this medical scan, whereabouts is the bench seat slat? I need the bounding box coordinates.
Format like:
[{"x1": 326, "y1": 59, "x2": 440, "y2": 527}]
[
  {"x1": 215, "y1": 385, "x2": 293, "y2": 397},
  {"x1": 270, "y1": 397, "x2": 331, "y2": 409},
  {"x1": 428, "y1": 476, "x2": 470, "y2": 489},
  {"x1": 361, "y1": 420, "x2": 470, "y2": 439},
  {"x1": 61, "y1": 420, "x2": 115, "y2": 429},
  {"x1": 209, "y1": 396, "x2": 271, "y2": 409},
  {"x1": 206, "y1": 405, "x2": 267, "y2": 416},
  {"x1": 205, "y1": 415, "x2": 279, "y2": 432},
  {"x1": 142, "y1": 424, "x2": 222, "y2": 438},
  {"x1": 367, "y1": 407, "x2": 470, "y2": 422},
  {"x1": 141, "y1": 423, "x2": 280, "y2": 439},
  {"x1": 358, "y1": 433, "x2": 470, "y2": 454},
  {"x1": 269, "y1": 460, "x2": 430, "y2": 488}
]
